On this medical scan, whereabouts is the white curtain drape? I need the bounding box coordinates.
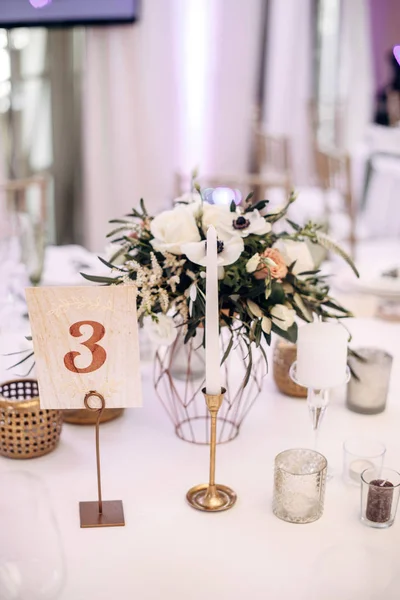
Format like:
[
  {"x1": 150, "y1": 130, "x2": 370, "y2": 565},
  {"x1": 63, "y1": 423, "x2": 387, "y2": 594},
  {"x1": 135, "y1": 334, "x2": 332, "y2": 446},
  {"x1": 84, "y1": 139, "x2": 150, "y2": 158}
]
[
  {"x1": 83, "y1": 1, "x2": 179, "y2": 252},
  {"x1": 339, "y1": 0, "x2": 374, "y2": 153},
  {"x1": 83, "y1": 0, "x2": 263, "y2": 252},
  {"x1": 262, "y1": 0, "x2": 313, "y2": 186}
]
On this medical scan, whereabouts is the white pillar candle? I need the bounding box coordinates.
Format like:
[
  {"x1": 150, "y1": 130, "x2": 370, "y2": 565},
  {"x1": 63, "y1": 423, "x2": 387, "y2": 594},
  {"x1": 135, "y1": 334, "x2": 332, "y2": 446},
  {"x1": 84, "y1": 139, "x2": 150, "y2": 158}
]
[
  {"x1": 205, "y1": 226, "x2": 221, "y2": 395},
  {"x1": 296, "y1": 322, "x2": 348, "y2": 389}
]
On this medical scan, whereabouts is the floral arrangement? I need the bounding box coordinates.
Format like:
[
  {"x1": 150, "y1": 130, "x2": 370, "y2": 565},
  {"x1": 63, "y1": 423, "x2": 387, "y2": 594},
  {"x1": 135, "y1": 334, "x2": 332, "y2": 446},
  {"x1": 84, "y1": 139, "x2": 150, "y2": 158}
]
[{"x1": 83, "y1": 186, "x2": 358, "y2": 381}]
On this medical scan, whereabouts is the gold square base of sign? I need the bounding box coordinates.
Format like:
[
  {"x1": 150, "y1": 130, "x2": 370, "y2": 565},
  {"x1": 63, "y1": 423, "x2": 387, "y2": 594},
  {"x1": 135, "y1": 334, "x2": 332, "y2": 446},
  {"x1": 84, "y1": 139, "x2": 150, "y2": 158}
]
[
  {"x1": 186, "y1": 483, "x2": 237, "y2": 512},
  {"x1": 79, "y1": 500, "x2": 125, "y2": 528}
]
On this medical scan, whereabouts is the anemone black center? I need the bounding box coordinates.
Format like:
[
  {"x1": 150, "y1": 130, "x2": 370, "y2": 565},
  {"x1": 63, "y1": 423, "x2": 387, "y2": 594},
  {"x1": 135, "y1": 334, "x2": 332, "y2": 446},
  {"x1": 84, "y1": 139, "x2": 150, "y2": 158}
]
[
  {"x1": 233, "y1": 216, "x2": 250, "y2": 230},
  {"x1": 217, "y1": 240, "x2": 224, "y2": 253}
]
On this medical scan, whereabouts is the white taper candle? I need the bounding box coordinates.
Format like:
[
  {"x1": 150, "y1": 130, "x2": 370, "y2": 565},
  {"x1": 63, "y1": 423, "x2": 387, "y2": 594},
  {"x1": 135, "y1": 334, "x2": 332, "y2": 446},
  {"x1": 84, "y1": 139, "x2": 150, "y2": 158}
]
[{"x1": 205, "y1": 225, "x2": 221, "y2": 395}]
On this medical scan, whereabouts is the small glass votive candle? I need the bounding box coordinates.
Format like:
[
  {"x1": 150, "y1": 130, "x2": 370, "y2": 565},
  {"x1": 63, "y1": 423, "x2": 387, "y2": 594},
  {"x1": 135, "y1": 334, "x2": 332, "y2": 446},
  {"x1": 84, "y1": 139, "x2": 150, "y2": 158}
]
[
  {"x1": 273, "y1": 448, "x2": 327, "y2": 524},
  {"x1": 361, "y1": 467, "x2": 400, "y2": 528},
  {"x1": 347, "y1": 348, "x2": 393, "y2": 414},
  {"x1": 343, "y1": 439, "x2": 386, "y2": 486}
]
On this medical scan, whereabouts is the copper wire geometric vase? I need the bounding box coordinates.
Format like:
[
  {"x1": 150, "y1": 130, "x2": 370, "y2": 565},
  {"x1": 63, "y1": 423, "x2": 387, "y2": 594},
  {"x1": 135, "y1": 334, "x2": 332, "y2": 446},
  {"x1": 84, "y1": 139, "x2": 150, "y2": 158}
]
[{"x1": 154, "y1": 330, "x2": 266, "y2": 444}]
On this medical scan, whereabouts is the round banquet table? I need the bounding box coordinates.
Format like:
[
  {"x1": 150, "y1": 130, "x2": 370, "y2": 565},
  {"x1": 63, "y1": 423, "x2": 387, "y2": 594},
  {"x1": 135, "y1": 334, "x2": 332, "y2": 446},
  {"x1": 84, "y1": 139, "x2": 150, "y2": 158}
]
[{"x1": 1, "y1": 315, "x2": 400, "y2": 600}]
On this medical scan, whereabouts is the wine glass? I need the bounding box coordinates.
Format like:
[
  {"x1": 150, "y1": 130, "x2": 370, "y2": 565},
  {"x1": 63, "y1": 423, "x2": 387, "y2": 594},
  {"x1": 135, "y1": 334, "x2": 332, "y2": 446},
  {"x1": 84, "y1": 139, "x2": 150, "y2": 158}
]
[
  {"x1": 289, "y1": 362, "x2": 350, "y2": 479},
  {"x1": 0, "y1": 471, "x2": 66, "y2": 599},
  {"x1": 0, "y1": 216, "x2": 28, "y2": 333},
  {"x1": 17, "y1": 211, "x2": 46, "y2": 286}
]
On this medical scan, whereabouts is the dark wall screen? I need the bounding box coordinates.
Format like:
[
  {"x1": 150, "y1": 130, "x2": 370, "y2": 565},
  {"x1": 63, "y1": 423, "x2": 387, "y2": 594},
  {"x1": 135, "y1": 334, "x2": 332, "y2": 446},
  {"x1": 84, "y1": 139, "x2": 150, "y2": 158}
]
[{"x1": 0, "y1": 0, "x2": 139, "y2": 28}]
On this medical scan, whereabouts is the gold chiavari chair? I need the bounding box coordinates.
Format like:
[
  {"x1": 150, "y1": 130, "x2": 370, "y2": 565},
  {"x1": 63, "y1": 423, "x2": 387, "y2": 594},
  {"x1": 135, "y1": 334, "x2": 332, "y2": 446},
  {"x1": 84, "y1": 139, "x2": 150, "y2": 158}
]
[
  {"x1": 1, "y1": 175, "x2": 48, "y2": 222},
  {"x1": 175, "y1": 132, "x2": 293, "y2": 205},
  {"x1": 314, "y1": 148, "x2": 356, "y2": 258}
]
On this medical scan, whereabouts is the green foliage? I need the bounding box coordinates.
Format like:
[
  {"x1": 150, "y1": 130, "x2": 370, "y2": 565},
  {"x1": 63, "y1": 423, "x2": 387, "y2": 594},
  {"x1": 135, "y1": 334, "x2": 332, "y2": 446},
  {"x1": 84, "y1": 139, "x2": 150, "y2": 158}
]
[{"x1": 78, "y1": 188, "x2": 357, "y2": 387}]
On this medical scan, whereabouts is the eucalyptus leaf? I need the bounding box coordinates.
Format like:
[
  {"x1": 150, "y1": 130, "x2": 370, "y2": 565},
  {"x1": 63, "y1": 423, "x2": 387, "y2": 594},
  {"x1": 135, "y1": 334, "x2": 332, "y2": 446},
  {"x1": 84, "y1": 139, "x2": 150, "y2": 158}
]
[
  {"x1": 106, "y1": 225, "x2": 133, "y2": 238},
  {"x1": 80, "y1": 273, "x2": 121, "y2": 285},
  {"x1": 286, "y1": 218, "x2": 301, "y2": 232},
  {"x1": 242, "y1": 344, "x2": 253, "y2": 388},
  {"x1": 265, "y1": 191, "x2": 297, "y2": 223},
  {"x1": 7, "y1": 351, "x2": 34, "y2": 370},
  {"x1": 315, "y1": 232, "x2": 359, "y2": 278},
  {"x1": 268, "y1": 282, "x2": 285, "y2": 305},
  {"x1": 271, "y1": 322, "x2": 298, "y2": 344},
  {"x1": 109, "y1": 219, "x2": 135, "y2": 225},
  {"x1": 221, "y1": 335, "x2": 234, "y2": 365},
  {"x1": 293, "y1": 293, "x2": 312, "y2": 322},
  {"x1": 97, "y1": 256, "x2": 127, "y2": 272}
]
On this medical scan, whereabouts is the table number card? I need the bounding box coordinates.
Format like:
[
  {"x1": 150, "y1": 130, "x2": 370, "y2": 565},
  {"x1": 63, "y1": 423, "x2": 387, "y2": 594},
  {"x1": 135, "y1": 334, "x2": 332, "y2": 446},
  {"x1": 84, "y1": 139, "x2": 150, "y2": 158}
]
[{"x1": 26, "y1": 286, "x2": 142, "y2": 409}]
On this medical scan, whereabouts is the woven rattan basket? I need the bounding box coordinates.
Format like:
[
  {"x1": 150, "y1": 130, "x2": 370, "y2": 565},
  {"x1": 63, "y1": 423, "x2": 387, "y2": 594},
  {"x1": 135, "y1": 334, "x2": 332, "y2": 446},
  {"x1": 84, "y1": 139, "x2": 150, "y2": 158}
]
[
  {"x1": 273, "y1": 340, "x2": 307, "y2": 398},
  {"x1": 0, "y1": 379, "x2": 63, "y2": 459}
]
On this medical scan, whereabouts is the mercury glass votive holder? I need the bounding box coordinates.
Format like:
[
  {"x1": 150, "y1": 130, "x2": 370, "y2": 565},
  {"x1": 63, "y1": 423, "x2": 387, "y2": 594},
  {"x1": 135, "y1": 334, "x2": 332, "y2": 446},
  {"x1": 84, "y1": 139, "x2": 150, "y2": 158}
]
[
  {"x1": 347, "y1": 348, "x2": 393, "y2": 415},
  {"x1": 273, "y1": 448, "x2": 327, "y2": 524},
  {"x1": 361, "y1": 467, "x2": 400, "y2": 528},
  {"x1": 343, "y1": 439, "x2": 386, "y2": 486}
]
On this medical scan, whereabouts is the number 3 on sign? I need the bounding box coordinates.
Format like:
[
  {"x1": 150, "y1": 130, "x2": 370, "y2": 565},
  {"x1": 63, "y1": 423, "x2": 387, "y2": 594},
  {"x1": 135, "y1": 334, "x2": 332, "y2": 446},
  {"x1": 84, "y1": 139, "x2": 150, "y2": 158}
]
[
  {"x1": 64, "y1": 321, "x2": 107, "y2": 374},
  {"x1": 25, "y1": 285, "x2": 142, "y2": 409}
]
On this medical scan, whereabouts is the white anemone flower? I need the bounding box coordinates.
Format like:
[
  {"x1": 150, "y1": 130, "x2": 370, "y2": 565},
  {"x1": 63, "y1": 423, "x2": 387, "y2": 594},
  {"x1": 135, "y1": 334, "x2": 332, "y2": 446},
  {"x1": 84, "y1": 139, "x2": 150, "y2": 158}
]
[
  {"x1": 181, "y1": 236, "x2": 244, "y2": 267},
  {"x1": 218, "y1": 209, "x2": 271, "y2": 238}
]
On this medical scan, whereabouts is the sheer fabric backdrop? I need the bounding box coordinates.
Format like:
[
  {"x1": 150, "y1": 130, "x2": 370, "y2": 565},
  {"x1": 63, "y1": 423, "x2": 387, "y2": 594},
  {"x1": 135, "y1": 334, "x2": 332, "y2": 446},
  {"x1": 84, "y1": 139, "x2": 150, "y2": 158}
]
[
  {"x1": 262, "y1": 0, "x2": 313, "y2": 186},
  {"x1": 83, "y1": 0, "x2": 263, "y2": 252}
]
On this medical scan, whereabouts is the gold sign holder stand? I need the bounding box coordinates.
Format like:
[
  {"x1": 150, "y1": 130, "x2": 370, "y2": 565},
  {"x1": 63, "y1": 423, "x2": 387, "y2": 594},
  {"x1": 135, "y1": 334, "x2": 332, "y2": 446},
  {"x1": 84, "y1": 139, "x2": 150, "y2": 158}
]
[
  {"x1": 79, "y1": 391, "x2": 125, "y2": 528},
  {"x1": 186, "y1": 388, "x2": 237, "y2": 512}
]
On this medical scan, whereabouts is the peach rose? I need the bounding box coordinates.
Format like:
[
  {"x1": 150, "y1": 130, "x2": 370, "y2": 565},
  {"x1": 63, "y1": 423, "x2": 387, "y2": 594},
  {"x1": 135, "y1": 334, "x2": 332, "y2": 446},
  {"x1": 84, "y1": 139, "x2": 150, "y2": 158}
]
[{"x1": 254, "y1": 248, "x2": 288, "y2": 280}]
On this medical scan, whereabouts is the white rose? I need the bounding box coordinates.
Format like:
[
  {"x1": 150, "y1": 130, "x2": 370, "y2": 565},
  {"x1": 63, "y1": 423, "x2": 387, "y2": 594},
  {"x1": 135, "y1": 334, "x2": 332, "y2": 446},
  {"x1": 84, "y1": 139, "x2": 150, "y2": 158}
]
[
  {"x1": 143, "y1": 314, "x2": 178, "y2": 347},
  {"x1": 246, "y1": 253, "x2": 260, "y2": 273},
  {"x1": 270, "y1": 304, "x2": 296, "y2": 331},
  {"x1": 150, "y1": 205, "x2": 201, "y2": 255},
  {"x1": 201, "y1": 203, "x2": 231, "y2": 238},
  {"x1": 277, "y1": 240, "x2": 315, "y2": 276}
]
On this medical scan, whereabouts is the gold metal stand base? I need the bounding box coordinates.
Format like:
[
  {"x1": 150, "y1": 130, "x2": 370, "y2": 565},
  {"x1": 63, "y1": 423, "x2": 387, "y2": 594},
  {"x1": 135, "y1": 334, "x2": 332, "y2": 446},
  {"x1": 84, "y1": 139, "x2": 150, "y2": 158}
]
[
  {"x1": 186, "y1": 483, "x2": 237, "y2": 512},
  {"x1": 79, "y1": 500, "x2": 125, "y2": 528}
]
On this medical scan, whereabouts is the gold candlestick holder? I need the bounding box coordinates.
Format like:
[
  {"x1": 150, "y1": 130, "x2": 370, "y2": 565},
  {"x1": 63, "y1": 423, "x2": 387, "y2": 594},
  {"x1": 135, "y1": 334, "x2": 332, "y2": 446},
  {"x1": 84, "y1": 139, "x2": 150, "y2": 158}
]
[
  {"x1": 79, "y1": 391, "x2": 125, "y2": 528},
  {"x1": 186, "y1": 388, "x2": 237, "y2": 512}
]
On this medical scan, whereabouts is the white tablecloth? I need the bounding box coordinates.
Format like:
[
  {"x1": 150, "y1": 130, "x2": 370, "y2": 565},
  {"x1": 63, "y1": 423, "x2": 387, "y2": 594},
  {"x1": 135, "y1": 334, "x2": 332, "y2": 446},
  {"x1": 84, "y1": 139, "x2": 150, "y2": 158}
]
[{"x1": 1, "y1": 316, "x2": 400, "y2": 600}]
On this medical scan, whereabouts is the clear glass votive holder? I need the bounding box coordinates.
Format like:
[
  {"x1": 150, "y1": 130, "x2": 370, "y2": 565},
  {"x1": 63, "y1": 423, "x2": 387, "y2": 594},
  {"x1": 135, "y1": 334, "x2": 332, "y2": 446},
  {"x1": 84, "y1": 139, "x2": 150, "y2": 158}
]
[
  {"x1": 343, "y1": 439, "x2": 386, "y2": 486},
  {"x1": 273, "y1": 448, "x2": 327, "y2": 524},
  {"x1": 360, "y1": 467, "x2": 400, "y2": 528},
  {"x1": 347, "y1": 348, "x2": 393, "y2": 415}
]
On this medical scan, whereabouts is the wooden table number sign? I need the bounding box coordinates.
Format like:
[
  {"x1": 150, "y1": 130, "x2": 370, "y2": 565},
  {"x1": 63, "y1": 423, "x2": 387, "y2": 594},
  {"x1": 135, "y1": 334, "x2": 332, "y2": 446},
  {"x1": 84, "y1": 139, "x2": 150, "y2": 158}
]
[{"x1": 26, "y1": 286, "x2": 142, "y2": 528}]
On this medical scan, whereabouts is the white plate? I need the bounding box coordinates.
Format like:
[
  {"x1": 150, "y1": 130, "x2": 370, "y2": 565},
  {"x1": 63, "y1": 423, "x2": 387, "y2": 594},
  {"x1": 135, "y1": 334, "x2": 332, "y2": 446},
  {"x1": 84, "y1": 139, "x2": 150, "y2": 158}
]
[
  {"x1": 41, "y1": 245, "x2": 109, "y2": 287},
  {"x1": 334, "y1": 268, "x2": 400, "y2": 299}
]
